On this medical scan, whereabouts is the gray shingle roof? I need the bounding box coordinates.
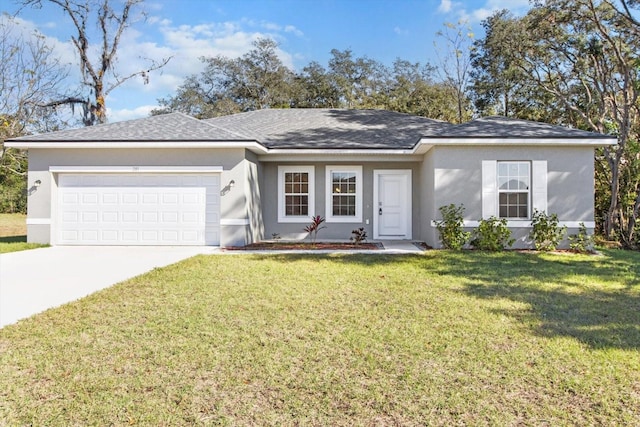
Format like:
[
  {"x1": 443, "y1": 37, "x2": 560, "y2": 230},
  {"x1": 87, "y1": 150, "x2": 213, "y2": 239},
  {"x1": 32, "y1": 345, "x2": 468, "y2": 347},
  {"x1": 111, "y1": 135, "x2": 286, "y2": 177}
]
[
  {"x1": 430, "y1": 116, "x2": 611, "y2": 139},
  {"x1": 10, "y1": 112, "x2": 248, "y2": 142},
  {"x1": 204, "y1": 109, "x2": 451, "y2": 149},
  {"x1": 8, "y1": 109, "x2": 613, "y2": 148}
]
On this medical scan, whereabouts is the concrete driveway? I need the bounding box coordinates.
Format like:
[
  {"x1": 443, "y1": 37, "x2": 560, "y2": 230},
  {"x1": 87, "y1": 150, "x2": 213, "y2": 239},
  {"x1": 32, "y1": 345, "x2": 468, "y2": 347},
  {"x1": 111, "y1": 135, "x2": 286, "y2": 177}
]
[{"x1": 0, "y1": 246, "x2": 217, "y2": 328}]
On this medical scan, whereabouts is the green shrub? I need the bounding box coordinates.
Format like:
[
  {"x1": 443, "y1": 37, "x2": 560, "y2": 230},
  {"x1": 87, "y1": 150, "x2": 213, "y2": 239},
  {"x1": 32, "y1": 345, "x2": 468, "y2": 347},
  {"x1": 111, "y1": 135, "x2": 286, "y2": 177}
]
[
  {"x1": 470, "y1": 216, "x2": 514, "y2": 251},
  {"x1": 569, "y1": 222, "x2": 594, "y2": 253},
  {"x1": 435, "y1": 204, "x2": 470, "y2": 250},
  {"x1": 529, "y1": 209, "x2": 566, "y2": 251}
]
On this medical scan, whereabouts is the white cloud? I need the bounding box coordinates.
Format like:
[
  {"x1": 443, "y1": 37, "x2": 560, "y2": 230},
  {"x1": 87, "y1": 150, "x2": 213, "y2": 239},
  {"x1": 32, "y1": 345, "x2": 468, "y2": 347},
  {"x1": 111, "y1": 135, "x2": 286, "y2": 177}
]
[
  {"x1": 6, "y1": 13, "x2": 302, "y2": 121},
  {"x1": 394, "y1": 26, "x2": 409, "y2": 36},
  {"x1": 438, "y1": 0, "x2": 453, "y2": 13},
  {"x1": 107, "y1": 105, "x2": 157, "y2": 122},
  {"x1": 284, "y1": 25, "x2": 303, "y2": 37},
  {"x1": 440, "y1": 0, "x2": 531, "y2": 23}
]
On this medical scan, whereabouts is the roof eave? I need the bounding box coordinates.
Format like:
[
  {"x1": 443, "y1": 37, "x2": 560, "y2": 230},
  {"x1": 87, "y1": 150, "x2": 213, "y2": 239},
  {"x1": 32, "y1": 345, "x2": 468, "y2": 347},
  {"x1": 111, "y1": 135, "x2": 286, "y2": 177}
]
[
  {"x1": 4, "y1": 140, "x2": 269, "y2": 153},
  {"x1": 420, "y1": 137, "x2": 617, "y2": 146}
]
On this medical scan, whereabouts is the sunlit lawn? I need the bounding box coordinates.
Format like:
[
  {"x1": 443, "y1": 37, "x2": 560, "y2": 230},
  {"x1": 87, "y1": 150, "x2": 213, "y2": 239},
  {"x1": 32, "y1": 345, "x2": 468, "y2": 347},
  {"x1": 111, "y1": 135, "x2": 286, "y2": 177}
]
[
  {"x1": 1, "y1": 250, "x2": 639, "y2": 425},
  {"x1": 0, "y1": 213, "x2": 47, "y2": 253}
]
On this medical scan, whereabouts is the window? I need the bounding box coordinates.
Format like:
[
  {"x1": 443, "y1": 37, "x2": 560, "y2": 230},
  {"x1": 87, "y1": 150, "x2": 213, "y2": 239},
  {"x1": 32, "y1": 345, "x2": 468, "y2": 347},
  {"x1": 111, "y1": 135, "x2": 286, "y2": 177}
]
[
  {"x1": 325, "y1": 166, "x2": 362, "y2": 222},
  {"x1": 278, "y1": 166, "x2": 314, "y2": 223},
  {"x1": 497, "y1": 161, "x2": 530, "y2": 219}
]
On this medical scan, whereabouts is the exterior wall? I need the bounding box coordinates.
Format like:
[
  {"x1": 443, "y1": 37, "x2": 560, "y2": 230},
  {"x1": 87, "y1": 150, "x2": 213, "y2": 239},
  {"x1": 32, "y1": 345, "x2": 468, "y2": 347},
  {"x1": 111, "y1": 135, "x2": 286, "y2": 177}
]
[
  {"x1": 419, "y1": 149, "x2": 436, "y2": 245},
  {"x1": 262, "y1": 161, "x2": 421, "y2": 241},
  {"x1": 26, "y1": 147, "x2": 251, "y2": 246},
  {"x1": 426, "y1": 145, "x2": 595, "y2": 248}
]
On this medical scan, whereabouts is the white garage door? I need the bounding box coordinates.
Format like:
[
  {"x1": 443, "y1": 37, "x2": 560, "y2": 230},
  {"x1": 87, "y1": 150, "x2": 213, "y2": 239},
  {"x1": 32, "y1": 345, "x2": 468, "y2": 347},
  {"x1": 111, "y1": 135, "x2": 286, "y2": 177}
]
[{"x1": 57, "y1": 173, "x2": 220, "y2": 245}]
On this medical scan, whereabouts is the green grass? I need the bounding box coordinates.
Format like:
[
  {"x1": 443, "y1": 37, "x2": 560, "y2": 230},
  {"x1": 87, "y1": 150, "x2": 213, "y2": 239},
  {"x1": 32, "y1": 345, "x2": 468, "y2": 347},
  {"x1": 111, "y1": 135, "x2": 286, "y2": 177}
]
[
  {"x1": 0, "y1": 213, "x2": 47, "y2": 253},
  {"x1": 1, "y1": 250, "x2": 639, "y2": 425}
]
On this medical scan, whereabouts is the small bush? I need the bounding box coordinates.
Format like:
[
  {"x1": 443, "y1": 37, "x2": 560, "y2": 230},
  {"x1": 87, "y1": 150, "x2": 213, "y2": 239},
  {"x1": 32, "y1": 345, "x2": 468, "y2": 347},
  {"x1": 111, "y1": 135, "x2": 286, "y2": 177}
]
[
  {"x1": 435, "y1": 204, "x2": 470, "y2": 250},
  {"x1": 529, "y1": 209, "x2": 566, "y2": 251},
  {"x1": 350, "y1": 227, "x2": 368, "y2": 245},
  {"x1": 569, "y1": 222, "x2": 594, "y2": 253},
  {"x1": 470, "y1": 216, "x2": 514, "y2": 251}
]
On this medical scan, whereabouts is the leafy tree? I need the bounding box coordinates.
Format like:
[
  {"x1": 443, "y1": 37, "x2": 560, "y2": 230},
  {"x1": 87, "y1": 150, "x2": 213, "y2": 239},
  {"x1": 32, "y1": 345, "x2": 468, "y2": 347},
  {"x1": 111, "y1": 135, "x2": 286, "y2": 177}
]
[
  {"x1": 470, "y1": 10, "x2": 541, "y2": 118},
  {"x1": 518, "y1": 0, "x2": 640, "y2": 245},
  {"x1": 21, "y1": 0, "x2": 170, "y2": 125},
  {"x1": 155, "y1": 38, "x2": 294, "y2": 117},
  {"x1": 327, "y1": 49, "x2": 386, "y2": 109},
  {"x1": 293, "y1": 61, "x2": 340, "y2": 108}
]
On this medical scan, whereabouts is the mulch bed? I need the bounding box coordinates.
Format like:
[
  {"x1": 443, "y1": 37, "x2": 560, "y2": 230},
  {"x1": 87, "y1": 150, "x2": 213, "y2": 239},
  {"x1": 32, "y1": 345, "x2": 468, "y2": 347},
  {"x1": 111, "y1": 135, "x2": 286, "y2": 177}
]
[{"x1": 225, "y1": 241, "x2": 384, "y2": 251}]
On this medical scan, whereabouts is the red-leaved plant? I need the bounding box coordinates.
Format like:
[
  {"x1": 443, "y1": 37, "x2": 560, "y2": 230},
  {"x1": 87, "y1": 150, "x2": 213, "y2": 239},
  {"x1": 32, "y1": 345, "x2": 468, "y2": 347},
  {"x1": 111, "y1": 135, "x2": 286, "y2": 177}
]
[{"x1": 304, "y1": 215, "x2": 326, "y2": 243}]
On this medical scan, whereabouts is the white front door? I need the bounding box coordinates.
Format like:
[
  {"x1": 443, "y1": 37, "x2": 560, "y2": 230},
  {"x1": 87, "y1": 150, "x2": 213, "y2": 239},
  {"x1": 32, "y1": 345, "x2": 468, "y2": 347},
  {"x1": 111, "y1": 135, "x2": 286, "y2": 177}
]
[{"x1": 373, "y1": 170, "x2": 412, "y2": 239}]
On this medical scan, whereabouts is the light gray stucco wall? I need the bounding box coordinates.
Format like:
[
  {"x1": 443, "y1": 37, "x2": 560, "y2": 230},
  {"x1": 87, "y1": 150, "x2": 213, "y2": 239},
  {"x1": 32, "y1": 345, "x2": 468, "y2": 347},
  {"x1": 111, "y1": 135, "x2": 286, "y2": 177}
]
[
  {"x1": 26, "y1": 147, "x2": 251, "y2": 246},
  {"x1": 425, "y1": 145, "x2": 595, "y2": 248},
  {"x1": 419, "y1": 150, "x2": 436, "y2": 245},
  {"x1": 262, "y1": 161, "x2": 421, "y2": 241}
]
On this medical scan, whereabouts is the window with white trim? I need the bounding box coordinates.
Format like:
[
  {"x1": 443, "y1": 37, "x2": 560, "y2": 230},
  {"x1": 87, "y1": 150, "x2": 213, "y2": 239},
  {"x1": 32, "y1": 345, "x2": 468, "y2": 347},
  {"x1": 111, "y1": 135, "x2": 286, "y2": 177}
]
[
  {"x1": 278, "y1": 166, "x2": 315, "y2": 223},
  {"x1": 325, "y1": 166, "x2": 362, "y2": 223},
  {"x1": 497, "y1": 161, "x2": 530, "y2": 219}
]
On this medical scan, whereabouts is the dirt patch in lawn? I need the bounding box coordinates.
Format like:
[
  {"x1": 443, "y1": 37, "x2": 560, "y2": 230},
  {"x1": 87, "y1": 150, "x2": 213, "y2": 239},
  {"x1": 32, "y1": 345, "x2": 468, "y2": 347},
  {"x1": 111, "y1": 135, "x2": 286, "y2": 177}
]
[
  {"x1": 0, "y1": 213, "x2": 27, "y2": 238},
  {"x1": 225, "y1": 241, "x2": 384, "y2": 251}
]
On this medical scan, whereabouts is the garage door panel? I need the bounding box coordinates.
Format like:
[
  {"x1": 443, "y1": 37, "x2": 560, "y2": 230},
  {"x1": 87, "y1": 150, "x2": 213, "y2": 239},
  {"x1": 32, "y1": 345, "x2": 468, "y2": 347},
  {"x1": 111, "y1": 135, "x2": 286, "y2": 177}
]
[
  {"x1": 142, "y1": 193, "x2": 158, "y2": 204},
  {"x1": 57, "y1": 173, "x2": 220, "y2": 246},
  {"x1": 122, "y1": 193, "x2": 139, "y2": 204}
]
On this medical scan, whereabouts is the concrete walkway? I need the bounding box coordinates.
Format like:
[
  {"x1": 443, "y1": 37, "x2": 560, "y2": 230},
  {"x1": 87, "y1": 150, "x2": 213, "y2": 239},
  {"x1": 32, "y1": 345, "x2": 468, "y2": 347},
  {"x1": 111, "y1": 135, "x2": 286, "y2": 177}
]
[
  {"x1": 0, "y1": 241, "x2": 423, "y2": 328},
  {"x1": 0, "y1": 246, "x2": 217, "y2": 328}
]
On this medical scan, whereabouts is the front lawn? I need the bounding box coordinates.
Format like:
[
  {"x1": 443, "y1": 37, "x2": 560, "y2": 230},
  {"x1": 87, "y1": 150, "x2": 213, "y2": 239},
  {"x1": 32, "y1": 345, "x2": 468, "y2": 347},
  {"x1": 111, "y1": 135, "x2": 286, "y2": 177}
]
[
  {"x1": 0, "y1": 213, "x2": 47, "y2": 253},
  {"x1": 1, "y1": 251, "x2": 639, "y2": 425}
]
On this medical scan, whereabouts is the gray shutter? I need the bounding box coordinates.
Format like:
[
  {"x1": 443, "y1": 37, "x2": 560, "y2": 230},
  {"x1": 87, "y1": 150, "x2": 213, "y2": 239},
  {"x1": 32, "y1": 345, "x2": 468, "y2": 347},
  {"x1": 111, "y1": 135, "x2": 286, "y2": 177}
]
[
  {"x1": 531, "y1": 160, "x2": 548, "y2": 214},
  {"x1": 482, "y1": 160, "x2": 497, "y2": 218}
]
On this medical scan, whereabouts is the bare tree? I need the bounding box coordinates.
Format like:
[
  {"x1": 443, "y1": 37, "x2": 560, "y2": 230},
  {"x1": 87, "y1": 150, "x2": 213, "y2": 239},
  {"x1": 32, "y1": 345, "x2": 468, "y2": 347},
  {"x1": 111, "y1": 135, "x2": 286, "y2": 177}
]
[
  {"x1": 20, "y1": 0, "x2": 171, "y2": 126},
  {"x1": 0, "y1": 15, "x2": 68, "y2": 166},
  {"x1": 0, "y1": 15, "x2": 70, "y2": 212},
  {"x1": 434, "y1": 20, "x2": 474, "y2": 124}
]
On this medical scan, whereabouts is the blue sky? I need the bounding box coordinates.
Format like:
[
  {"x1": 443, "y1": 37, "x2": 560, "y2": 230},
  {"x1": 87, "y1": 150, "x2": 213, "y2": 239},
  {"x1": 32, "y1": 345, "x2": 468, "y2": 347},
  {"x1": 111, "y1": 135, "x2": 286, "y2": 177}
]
[{"x1": 3, "y1": 0, "x2": 531, "y2": 123}]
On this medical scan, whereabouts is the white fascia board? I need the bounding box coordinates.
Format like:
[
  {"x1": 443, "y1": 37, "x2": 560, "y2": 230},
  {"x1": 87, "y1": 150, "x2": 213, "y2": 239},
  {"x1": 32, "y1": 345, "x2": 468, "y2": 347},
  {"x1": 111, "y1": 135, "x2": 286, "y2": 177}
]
[
  {"x1": 259, "y1": 148, "x2": 422, "y2": 163},
  {"x1": 419, "y1": 137, "x2": 617, "y2": 146},
  {"x1": 265, "y1": 148, "x2": 418, "y2": 155},
  {"x1": 50, "y1": 166, "x2": 223, "y2": 173},
  {"x1": 5, "y1": 141, "x2": 269, "y2": 153},
  {"x1": 260, "y1": 153, "x2": 423, "y2": 162}
]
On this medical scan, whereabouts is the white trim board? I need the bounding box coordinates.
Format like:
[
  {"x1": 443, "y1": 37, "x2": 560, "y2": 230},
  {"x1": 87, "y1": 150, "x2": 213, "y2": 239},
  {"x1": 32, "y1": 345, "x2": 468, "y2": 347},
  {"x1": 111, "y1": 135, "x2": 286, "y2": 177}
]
[
  {"x1": 50, "y1": 166, "x2": 223, "y2": 174},
  {"x1": 220, "y1": 219, "x2": 250, "y2": 226},
  {"x1": 26, "y1": 218, "x2": 52, "y2": 225}
]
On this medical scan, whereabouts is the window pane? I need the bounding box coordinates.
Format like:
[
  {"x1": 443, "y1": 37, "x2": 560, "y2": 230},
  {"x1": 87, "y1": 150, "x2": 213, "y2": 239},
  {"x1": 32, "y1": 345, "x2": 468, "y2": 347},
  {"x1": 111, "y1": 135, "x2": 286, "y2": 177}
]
[
  {"x1": 330, "y1": 169, "x2": 358, "y2": 217},
  {"x1": 284, "y1": 171, "x2": 309, "y2": 217},
  {"x1": 332, "y1": 194, "x2": 356, "y2": 216},
  {"x1": 499, "y1": 191, "x2": 528, "y2": 218},
  {"x1": 518, "y1": 206, "x2": 528, "y2": 218}
]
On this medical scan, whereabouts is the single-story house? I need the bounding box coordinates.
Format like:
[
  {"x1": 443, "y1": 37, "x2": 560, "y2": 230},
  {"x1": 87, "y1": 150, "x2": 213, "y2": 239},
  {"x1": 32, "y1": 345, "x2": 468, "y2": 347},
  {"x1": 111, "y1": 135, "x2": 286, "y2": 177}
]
[{"x1": 5, "y1": 109, "x2": 616, "y2": 248}]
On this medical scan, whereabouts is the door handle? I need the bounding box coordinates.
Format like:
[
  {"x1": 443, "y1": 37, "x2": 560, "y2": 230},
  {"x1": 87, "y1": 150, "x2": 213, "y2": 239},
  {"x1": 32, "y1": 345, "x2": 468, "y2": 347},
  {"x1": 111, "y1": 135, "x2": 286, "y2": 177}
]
[{"x1": 379, "y1": 208, "x2": 382, "y2": 215}]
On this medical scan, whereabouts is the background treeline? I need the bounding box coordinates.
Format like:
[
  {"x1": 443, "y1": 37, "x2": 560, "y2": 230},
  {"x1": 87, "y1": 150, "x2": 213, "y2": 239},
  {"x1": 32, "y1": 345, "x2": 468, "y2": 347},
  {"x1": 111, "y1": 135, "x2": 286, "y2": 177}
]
[
  {"x1": 3, "y1": 0, "x2": 640, "y2": 248},
  {"x1": 151, "y1": 38, "x2": 464, "y2": 124}
]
